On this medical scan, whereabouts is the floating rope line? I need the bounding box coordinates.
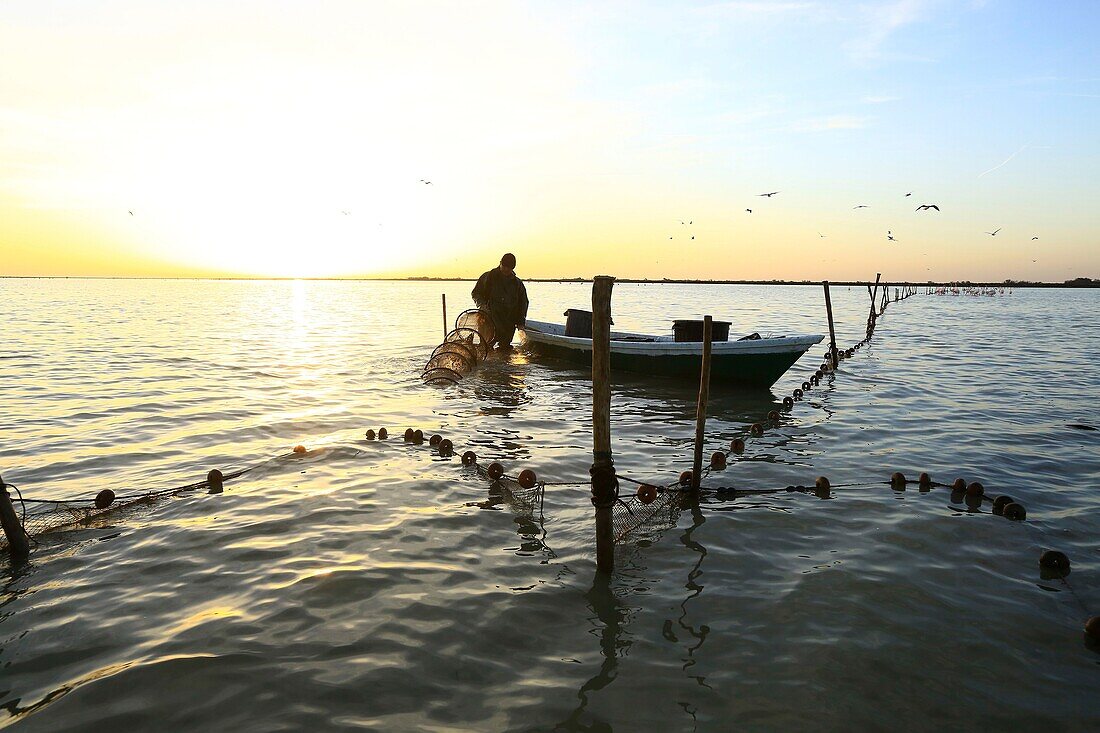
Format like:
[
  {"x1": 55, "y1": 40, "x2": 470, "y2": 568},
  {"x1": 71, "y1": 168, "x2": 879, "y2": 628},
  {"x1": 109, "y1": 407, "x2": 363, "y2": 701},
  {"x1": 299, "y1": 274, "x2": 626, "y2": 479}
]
[{"x1": 1, "y1": 466, "x2": 251, "y2": 551}]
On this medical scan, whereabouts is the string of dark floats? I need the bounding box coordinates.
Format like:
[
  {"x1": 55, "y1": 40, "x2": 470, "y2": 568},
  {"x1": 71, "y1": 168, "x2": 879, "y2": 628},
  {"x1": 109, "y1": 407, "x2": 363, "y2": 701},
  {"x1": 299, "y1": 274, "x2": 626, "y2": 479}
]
[{"x1": 2, "y1": 285, "x2": 1096, "y2": 646}]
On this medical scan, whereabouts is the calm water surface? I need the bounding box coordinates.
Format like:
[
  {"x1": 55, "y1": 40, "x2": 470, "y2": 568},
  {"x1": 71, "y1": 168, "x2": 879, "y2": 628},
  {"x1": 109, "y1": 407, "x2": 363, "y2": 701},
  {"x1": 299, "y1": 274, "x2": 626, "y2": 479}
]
[{"x1": 1, "y1": 279, "x2": 1098, "y2": 731}]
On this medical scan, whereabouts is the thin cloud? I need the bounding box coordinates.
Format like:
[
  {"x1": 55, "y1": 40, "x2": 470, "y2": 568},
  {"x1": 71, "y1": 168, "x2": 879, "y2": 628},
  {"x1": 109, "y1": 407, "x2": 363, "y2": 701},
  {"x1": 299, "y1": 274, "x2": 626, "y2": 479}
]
[
  {"x1": 845, "y1": 0, "x2": 938, "y2": 62},
  {"x1": 696, "y1": 1, "x2": 817, "y2": 19},
  {"x1": 790, "y1": 115, "x2": 869, "y2": 132},
  {"x1": 863, "y1": 94, "x2": 900, "y2": 104}
]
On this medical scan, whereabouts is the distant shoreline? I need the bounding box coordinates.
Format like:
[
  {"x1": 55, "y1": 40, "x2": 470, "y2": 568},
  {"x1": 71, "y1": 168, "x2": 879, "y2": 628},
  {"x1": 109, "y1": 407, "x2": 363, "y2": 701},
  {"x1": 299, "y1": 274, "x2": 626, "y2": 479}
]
[{"x1": 1, "y1": 276, "x2": 1097, "y2": 288}]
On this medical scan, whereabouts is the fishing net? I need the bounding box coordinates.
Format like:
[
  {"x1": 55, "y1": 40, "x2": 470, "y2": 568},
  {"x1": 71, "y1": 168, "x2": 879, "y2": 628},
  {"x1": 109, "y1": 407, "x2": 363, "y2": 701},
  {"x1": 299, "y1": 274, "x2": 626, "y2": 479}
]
[
  {"x1": 1, "y1": 469, "x2": 249, "y2": 551},
  {"x1": 422, "y1": 309, "x2": 496, "y2": 384},
  {"x1": 463, "y1": 465, "x2": 545, "y2": 526},
  {"x1": 612, "y1": 487, "x2": 685, "y2": 544}
]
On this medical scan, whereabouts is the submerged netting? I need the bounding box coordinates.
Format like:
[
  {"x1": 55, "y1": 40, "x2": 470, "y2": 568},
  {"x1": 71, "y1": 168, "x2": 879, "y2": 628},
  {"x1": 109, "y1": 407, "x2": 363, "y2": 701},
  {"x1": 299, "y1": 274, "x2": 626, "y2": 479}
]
[
  {"x1": 1, "y1": 467, "x2": 251, "y2": 552},
  {"x1": 612, "y1": 487, "x2": 684, "y2": 544},
  {"x1": 422, "y1": 309, "x2": 496, "y2": 385}
]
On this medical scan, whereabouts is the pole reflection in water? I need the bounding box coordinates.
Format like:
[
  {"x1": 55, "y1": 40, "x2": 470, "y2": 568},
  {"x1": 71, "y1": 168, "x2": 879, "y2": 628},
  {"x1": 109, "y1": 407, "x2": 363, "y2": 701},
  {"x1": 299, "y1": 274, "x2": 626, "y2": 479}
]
[
  {"x1": 555, "y1": 572, "x2": 630, "y2": 733},
  {"x1": 667, "y1": 497, "x2": 712, "y2": 691},
  {"x1": 556, "y1": 497, "x2": 713, "y2": 731}
]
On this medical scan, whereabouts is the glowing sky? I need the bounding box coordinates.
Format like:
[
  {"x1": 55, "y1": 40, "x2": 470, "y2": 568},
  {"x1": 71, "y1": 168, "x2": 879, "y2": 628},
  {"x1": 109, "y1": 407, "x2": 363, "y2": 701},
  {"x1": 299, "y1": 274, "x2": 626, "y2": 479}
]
[{"x1": 2, "y1": 1, "x2": 1097, "y2": 281}]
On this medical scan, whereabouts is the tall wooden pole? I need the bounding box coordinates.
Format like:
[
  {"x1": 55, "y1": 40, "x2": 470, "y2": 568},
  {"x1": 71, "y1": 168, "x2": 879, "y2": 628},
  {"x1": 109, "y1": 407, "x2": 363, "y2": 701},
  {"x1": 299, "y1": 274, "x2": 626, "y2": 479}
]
[
  {"x1": 442, "y1": 293, "x2": 448, "y2": 340},
  {"x1": 822, "y1": 281, "x2": 839, "y2": 368},
  {"x1": 591, "y1": 276, "x2": 616, "y2": 574},
  {"x1": 691, "y1": 316, "x2": 713, "y2": 491},
  {"x1": 867, "y1": 273, "x2": 882, "y2": 336},
  {"x1": 0, "y1": 476, "x2": 30, "y2": 560}
]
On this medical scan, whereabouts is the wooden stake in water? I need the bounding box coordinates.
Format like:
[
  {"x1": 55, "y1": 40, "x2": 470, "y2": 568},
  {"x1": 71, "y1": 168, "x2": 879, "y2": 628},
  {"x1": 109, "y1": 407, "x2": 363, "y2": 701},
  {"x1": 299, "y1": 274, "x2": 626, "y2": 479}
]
[
  {"x1": 591, "y1": 276, "x2": 616, "y2": 574},
  {"x1": 822, "y1": 282, "x2": 839, "y2": 368},
  {"x1": 691, "y1": 316, "x2": 713, "y2": 491},
  {"x1": 868, "y1": 273, "x2": 882, "y2": 334},
  {"x1": 442, "y1": 293, "x2": 448, "y2": 341},
  {"x1": 0, "y1": 476, "x2": 30, "y2": 560}
]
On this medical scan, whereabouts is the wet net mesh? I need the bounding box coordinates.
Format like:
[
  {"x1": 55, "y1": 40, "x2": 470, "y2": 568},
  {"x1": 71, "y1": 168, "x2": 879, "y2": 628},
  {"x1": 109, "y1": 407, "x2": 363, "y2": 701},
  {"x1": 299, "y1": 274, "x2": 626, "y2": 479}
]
[
  {"x1": 612, "y1": 487, "x2": 684, "y2": 544},
  {"x1": 1, "y1": 468, "x2": 250, "y2": 551},
  {"x1": 422, "y1": 310, "x2": 496, "y2": 385},
  {"x1": 476, "y1": 467, "x2": 544, "y2": 518}
]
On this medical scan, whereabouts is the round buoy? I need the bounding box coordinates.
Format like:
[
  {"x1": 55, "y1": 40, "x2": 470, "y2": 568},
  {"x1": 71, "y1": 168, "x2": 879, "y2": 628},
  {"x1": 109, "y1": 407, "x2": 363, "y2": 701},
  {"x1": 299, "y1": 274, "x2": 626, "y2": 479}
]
[
  {"x1": 966, "y1": 481, "x2": 984, "y2": 498},
  {"x1": 890, "y1": 472, "x2": 906, "y2": 489},
  {"x1": 1003, "y1": 502, "x2": 1026, "y2": 520},
  {"x1": 730, "y1": 438, "x2": 745, "y2": 454},
  {"x1": 461, "y1": 450, "x2": 477, "y2": 466},
  {"x1": 814, "y1": 370, "x2": 823, "y2": 379},
  {"x1": 918, "y1": 472, "x2": 932, "y2": 489},
  {"x1": 518, "y1": 469, "x2": 537, "y2": 489},
  {"x1": 992, "y1": 495, "x2": 1015, "y2": 515},
  {"x1": 403, "y1": 428, "x2": 415, "y2": 442},
  {"x1": 952, "y1": 477, "x2": 967, "y2": 492},
  {"x1": 1039, "y1": 550, "x2": 1071, "y2": 574},
  {"x1": 711, "y1": 452, "x2": 726, "y2": 469},
  {"x1": 378, "y1": 428, "x2": 388, "y2": 439},
  {"x1": 293, "y1": 444, "x2": 307, "y2": 454},
  {"x1": 487, "y1": 462, "x2": 504, "y2": 480},
  {"x1": 750, "y1": 423, "x2": 764, "y2": 436},
  {"x1": 413, "y1": 429, "x2": 424, "y2": 443},
  {"x1": 810, "y1": 375, "x2": 820, "y2": 385},
  {"x1": 767, "y1": 410, "x2": 780, "y2": 422},
  {"x1": 365, "y1": 429, "x2": 376, "y2": 440},
  {"x1": 1086, "y1": 617, "x2": 1100, "y2": 642},
  {"x1": 438, "y1": 439, "x2": 454, "y2": 456},
  {"x1": 94, "y1": 489, "x2": 115, "y2": 509},
  {"x1": 637, "y1": 484, "x2": 658, "y2": 504},
  {"x1": 815, "y1": 476, "x2": 831, "y2": 496},
  {"x1": 802, "y1": 381, "x2": 811, "y2": 391},
  {"x1": 793, "y1": 388, "x2": 803, "y2": 399},
  {"x1": 679, "y1": 470, "x2": 693, "y2": 487},
  {"x1": 783, "y1": 396, "x2": 794, "y2": 408},
  {"x1": 429, "y1": 434, "x2": 442, "y2": 446}
]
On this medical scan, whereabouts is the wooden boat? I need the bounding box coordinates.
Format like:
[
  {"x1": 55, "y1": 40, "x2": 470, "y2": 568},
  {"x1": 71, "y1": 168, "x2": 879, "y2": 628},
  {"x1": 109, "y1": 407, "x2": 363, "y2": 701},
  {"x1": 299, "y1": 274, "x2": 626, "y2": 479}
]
[{"x1": 518, "y1": 319, "x2": 824, "y2": 388}]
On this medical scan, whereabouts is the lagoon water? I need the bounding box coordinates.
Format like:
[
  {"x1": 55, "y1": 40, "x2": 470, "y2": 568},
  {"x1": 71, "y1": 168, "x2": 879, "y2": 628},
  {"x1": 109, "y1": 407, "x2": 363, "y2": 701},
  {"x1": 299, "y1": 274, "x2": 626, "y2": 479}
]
[{"x1": 1, "y1": 278, "x2": 1098, "y2": 731}]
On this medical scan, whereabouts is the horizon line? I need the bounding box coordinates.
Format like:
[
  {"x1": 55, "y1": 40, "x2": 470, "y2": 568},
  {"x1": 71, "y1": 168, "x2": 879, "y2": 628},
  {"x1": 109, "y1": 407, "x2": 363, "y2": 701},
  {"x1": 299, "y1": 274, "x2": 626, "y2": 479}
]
[{"x1": 1, "y1": 275, "x2": 1096, "y2": 287}]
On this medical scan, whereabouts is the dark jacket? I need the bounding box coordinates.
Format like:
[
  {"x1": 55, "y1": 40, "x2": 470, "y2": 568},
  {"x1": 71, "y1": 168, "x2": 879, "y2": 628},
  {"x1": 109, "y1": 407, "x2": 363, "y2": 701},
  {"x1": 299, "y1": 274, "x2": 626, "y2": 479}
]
[{"x1": 472, "y1": 267, "x2": 529, "y2": 331}]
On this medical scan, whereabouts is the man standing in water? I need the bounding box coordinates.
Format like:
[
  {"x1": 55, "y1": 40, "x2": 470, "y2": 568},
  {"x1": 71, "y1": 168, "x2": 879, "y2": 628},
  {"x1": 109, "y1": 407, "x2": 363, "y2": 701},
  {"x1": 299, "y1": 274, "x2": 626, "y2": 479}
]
[{"x1": 472, "y1": 252, "x2": 529, "y2": 349}]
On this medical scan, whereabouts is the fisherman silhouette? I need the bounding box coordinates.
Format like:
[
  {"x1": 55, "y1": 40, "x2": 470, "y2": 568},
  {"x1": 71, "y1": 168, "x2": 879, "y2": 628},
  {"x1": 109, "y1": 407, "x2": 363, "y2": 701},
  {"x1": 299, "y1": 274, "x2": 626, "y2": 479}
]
[{"x1": 472, "y1": 253, "x2": 529, "y2": 349}]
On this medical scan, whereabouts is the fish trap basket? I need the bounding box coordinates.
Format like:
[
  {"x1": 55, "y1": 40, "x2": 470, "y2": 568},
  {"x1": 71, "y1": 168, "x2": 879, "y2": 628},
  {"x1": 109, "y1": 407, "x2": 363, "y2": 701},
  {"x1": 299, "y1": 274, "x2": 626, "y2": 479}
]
[{"x1": 422, "y1": 309, "x2": 497, "y2": 384}]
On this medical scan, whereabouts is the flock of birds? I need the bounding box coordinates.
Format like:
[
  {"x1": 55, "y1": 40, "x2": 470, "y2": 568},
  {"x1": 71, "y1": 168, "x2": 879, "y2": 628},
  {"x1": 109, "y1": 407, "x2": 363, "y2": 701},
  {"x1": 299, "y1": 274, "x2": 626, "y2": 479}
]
[
  {"x1": 668, "y1": 189, "x2": 1042, "y2": 249},
  {"x1": 124, "y1": 178, "x2": 1044, "y2": 261}
]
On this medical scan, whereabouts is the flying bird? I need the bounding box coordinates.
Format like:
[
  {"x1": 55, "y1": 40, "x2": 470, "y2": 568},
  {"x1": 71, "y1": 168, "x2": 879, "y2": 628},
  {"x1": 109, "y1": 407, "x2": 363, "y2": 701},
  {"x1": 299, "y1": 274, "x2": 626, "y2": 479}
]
[
  {"x1": 887, "y1": 230, "x2": 897, "y2": 242},
  {"x1": 419, "y1": 179, "x2": 432, "y2": 184},
  {"x1": 1031, "y1": 236, "x2": 1039, "y2": 240},
  {"x1": 128, "y1": 210, "x2": 133, "y2": 216},
  {"x1": 853, "y1": 205, "x2": 869, "y2": 209},
  {"x1": 986, "y1": 228, "x2": 1001, "y2": 236},
  {"x1": 905, "y1": 192, "x2": 913, "y2": 197},
  {"x1": 745, "y1": 209, "x2": 752, "y2": 214},
  {"x1": 916, "y1": 204, "x2": 940, "y2": 211},
  {"x1": 759, "y1": 191, "x2": 779, "y2": 197}
]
